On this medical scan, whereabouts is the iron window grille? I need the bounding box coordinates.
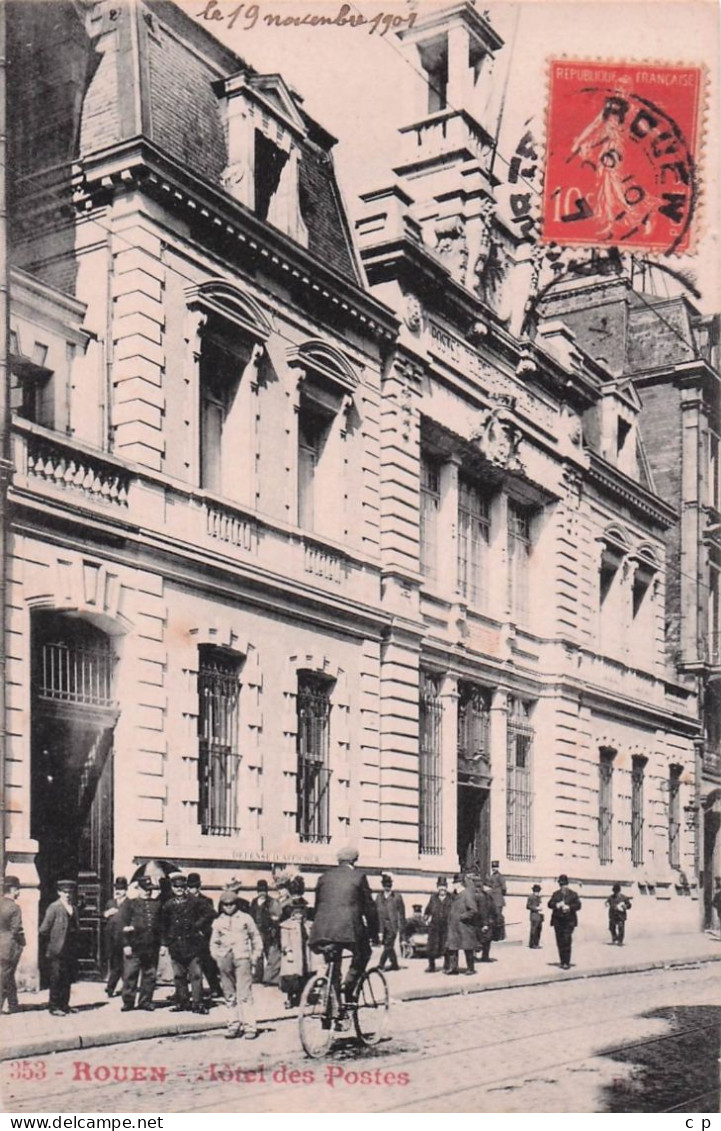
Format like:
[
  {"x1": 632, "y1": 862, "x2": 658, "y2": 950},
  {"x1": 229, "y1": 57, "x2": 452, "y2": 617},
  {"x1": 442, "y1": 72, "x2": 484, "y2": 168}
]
[
  {"x1": 37, "y1": 627, "x2": 115, "y2": 710},
  {"x1": 198, "y1": 647, "x2": 242, "y2": 837},
  {"x1": 457, "y1": 681, "x2": 490, "y2": 770},
  {"x1": 631, "y1": 757, "x2": 646, "y2": 867},
  {"x1": 506, "y1": 697, "x2": 534, "y2": 862},
  {"x1": 419, "y1": 671, "x2": 443, "y2": 854},
  {"x1": 458, "y1": 479, "x2": 490, "y2": 607},
  {"x1": 598, "y1": 749, "x2": 615, "y2": 865},
  {"x1": 296, "y1": 673, "x2": 333, "y2": 843},
  {"x1": 508, "y1": 501, "x2": 533, "y2": 625},
  {"x1": 668, "y1": 765, "x2": 682, "y2": 869},
  {"x1": 420, "y1": 455, "x2": 441, "y2": 582}
]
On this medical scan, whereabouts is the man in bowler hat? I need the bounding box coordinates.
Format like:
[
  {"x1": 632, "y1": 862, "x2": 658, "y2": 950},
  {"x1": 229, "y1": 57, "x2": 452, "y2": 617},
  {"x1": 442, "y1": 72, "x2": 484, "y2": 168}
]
[
  {"x1": 39, "y1": 880, "x2": 79, "y2": 1016},
  {"x1": 187, "y1": 872, "x2": 222, "y2": 997},
  {"x1": 375, "y1": 873, "x2": 406, "y2": 972},
  {"x1": 548, "y1": 873, "x2": 581, "y2": 969},
  {"x1": 104, "y1": 876, "x2": 128, "y2": 998},
  {"x1": 489, "y1": 861, "x2": 507, "y2": 941}
]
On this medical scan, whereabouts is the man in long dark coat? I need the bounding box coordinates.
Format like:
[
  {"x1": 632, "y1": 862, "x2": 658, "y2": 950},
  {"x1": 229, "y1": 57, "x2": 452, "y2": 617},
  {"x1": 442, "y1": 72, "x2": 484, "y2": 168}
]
[
  {"x1": 118, "y1": 875, "x2": 162, "y2": 1011},
  {"x1": 310, "y1": 845, "x2": 378, "y2": 998},
  {"x1": 187, "y1": 872, "x2": 222, "y2": 997},
  {"x1": 548, "y1": 873, "x2": 582, "y2": 969},
  {"x1": 0, "y1": 876, "x2": 25, "y2": 1013},
  {"x1": 445, "y1": 875, "x2": 478, "y2": 975},
  {"x1": 38, "y1": 880, "x2": 79, "y2": 1016},
  {"x1": 250, "y1": 880, "x2": 282, "y2": 985},
  {"x1": 104, "y1": 875, "x2": 129, "y2": 998},
  {"x1": 489, "y1": 861, "x2": 507, "y2": 941},
  {"x1": 162, "y1": 872, "x2": 214, "y2": 1013},
  {"x1": 475, "y1": 879, "x2": 498, "y2": 961},
  {"x1": 424, "y1": 876, "x2": 452, "y2": 973},
  {"x1": 375, "y1": 873, "x2": 406, "y2": 972}
]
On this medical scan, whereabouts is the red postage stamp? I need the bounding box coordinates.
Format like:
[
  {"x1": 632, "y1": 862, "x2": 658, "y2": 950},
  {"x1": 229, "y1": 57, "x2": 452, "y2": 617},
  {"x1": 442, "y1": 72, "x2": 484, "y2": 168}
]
[{"x1": 542, "y1": 61, "x2": 703, "y2": 254}]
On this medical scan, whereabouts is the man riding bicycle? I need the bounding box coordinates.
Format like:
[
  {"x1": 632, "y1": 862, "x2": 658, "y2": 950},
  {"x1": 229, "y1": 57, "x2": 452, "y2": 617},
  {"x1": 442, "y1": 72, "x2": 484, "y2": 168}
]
[{"x1": 309, "y1": 845, "x2": 379, "y2": 1000}]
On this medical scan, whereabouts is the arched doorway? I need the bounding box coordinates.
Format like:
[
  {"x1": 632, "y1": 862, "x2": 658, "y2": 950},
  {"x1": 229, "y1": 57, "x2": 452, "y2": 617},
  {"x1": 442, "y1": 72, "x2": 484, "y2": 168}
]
[{"x1": 31, "y1": 611, "x2": 118, "y2": 978}]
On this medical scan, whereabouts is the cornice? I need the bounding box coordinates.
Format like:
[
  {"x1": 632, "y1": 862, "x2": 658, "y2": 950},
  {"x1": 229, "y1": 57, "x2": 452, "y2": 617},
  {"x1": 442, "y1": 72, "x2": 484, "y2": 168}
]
[
  {"x1": 28, "y1": 139, "x2": 399, "y2": 344},
  {"x1": 587, "y1": 452, "x2": 677, "y2": 528}
]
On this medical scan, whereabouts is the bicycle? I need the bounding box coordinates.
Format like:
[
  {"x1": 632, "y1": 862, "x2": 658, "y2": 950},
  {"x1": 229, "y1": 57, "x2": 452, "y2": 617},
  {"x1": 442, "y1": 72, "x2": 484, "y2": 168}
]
[{"x1": 298, "y1": 943, "x2": 390, "y2": 1059}]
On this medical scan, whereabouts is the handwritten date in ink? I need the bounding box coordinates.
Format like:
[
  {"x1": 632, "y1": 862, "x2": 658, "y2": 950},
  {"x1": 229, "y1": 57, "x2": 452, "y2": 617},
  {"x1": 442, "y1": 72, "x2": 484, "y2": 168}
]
[{"x1": 197, "y1": 0, "x2": 417, "y2": 36}]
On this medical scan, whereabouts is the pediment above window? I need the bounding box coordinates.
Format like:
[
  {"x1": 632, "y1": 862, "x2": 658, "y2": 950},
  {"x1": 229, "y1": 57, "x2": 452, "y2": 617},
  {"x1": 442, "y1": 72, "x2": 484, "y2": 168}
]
[
  {"x1": 218, "y1": 71, "x2": 308, "y2": 140},
  {"x1": 287, "y1": 339, "x2": 360, "y2": 396},
  {"x1": 186, "y1": 280, "x2": 272, "y2": 343}
]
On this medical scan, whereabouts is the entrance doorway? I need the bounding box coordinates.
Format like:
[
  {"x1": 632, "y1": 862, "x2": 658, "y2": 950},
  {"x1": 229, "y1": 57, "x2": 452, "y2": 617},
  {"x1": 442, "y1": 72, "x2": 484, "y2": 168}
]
[
  {"x1": 457, "y1": 784, "x2": 490, "y2": 876},
  {"x1": 31, "y1": 612, "x2": 118, "y2": 979}
]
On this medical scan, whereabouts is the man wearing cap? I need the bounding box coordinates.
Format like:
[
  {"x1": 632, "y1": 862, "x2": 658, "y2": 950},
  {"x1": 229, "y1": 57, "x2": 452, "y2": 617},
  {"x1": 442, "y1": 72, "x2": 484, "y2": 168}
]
[
  {"x1": 310, "y1": 846, "x2": 378, "y2": 1000},
  {"x1": 489, "y1": 861, "x2": 507, "y2": 942},
  {"x1": 548, "y1": 873, "x2": 582, "y2": 969},
  {"x1": 161, "y1": 873, "x2": 213, "y2": 1014},
  {"x1": 375, "y1": 873, "x2": 406, "y2": 972},
  {"x1": 424, "y1": 877, "x2": 452, "y2": 973},
  {"x1": 250, "y1": 880, "x2": 282, "y2": 985},
  {"x1": 0, "y1": 876, "x2": 26, "y2": 1013},
  {"x1": 39, "y1": 881, "x2": 79, "y2": 1016},
  {"x1": 526, "y1": 884, "x2": 544, "y2": 949},
  {"x1": 104, "y1": 876, "x2": 129, "y2": 998},
  {"x1": 187, "y1": 873, "x2": 222, "y2": 998},
  {"x1": 211, "y1": 889, "x2": 263, "y2": 1039},
  {"x1": 117, "y1": 875, "x2": 162, "y2": 1011}
]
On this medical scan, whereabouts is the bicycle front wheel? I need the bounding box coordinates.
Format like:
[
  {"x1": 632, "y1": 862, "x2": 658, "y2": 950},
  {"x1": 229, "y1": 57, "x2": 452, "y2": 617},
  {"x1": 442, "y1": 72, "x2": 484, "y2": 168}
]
[
  {"x1": 353, "y1": 967, "x2": 389, "y2": 1046},
  {"x1": 298, "y1": 972, "x2": 338, "y2": 1059}
]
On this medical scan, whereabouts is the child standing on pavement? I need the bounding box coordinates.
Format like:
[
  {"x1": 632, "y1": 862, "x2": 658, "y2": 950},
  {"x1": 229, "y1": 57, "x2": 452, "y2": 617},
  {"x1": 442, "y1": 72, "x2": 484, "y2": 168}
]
[
  {"x1": 279, "y1": 895, "x2": 311, "y2": 1009},
  {"x1": 211, "y1": 889, "x2": 264, "y2": 1040},
  {"x1": 526, "y1": 884, "x2": 544, "y2": 949},
  {"x1": 605, "y1": 883, "x2": 631, "y2": 946}
]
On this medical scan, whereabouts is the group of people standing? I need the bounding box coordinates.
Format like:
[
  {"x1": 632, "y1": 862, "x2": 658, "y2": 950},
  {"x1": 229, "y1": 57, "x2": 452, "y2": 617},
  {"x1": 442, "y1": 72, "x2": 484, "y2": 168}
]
[
  {"x1": 0, "y1": 859, "x2": 635, "y2": 1025},
  {"x1": 420, "y1": 867, "x2": 507, "y2": 976}
]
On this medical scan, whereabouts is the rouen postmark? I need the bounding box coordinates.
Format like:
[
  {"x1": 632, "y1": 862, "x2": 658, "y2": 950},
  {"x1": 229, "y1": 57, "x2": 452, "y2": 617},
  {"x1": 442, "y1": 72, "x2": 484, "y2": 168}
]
[{"x1": 542, "y1": 62, "x2": 703, "y2": 254}]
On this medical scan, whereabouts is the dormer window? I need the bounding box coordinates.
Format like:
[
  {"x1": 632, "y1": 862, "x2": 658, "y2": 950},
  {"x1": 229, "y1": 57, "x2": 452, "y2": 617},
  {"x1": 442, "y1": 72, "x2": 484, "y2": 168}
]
[{"x1": 217, "y1": 71, "x2": 309, "y2": 246}]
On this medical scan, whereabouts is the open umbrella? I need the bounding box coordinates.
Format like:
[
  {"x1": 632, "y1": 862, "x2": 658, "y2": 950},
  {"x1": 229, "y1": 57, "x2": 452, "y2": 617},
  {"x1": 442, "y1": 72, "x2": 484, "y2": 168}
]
[{"x1": 130, "y1": 859, "x2": 182, "y2": 900}]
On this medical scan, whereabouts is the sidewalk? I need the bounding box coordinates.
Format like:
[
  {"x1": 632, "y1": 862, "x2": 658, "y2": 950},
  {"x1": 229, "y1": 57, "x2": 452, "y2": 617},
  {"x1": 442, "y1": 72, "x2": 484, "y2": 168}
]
[{"x1": 3, "y1": 931, "x2": 720, "y2": 1061}]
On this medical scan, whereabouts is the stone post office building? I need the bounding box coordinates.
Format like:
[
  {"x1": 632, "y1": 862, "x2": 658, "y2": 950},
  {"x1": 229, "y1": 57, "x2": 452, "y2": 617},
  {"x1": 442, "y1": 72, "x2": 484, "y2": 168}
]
[{"x1": 4, "y1": 0, "x2": 709, "y2": 984}]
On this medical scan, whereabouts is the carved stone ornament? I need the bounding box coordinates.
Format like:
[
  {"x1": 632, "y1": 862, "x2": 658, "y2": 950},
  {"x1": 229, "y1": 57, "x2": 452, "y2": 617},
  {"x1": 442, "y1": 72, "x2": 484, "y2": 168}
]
[
  {"x1": 561, "y1": 402, "x2": 583, "y2": 446},
  {"x1": 434, "y1": 218, "x2": 469, "y2": 285},
  {"x1": 472, "y1": 405, "x2": 524, "y2": 471},
  {"x1": 404, "y1": 293, "x2": 423, "y2": 334}
]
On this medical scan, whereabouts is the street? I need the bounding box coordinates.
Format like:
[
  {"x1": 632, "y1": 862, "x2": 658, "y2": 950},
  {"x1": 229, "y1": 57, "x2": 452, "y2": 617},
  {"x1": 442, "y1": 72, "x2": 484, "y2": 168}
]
[{"x1": 2, "y1": 964, "x2": 719, "y2": 1114}]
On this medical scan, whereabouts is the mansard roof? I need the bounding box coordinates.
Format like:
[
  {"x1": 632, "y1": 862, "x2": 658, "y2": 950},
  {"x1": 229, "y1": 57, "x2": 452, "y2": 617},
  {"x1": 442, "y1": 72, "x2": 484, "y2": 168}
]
[{"x1": 8, "y1": 0, "x2": 360, "y2": 283}]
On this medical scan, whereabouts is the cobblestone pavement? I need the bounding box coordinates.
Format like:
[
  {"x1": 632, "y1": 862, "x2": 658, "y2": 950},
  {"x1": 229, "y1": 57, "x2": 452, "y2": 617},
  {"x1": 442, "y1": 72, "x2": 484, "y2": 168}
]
[{"x1": 2, "y1": 965, "x2": 718, "y2": 1114}]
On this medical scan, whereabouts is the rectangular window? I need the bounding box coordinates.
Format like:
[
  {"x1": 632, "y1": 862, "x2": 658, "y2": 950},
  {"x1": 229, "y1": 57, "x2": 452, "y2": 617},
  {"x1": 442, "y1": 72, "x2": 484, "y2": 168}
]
[
  {"x1": 598, "y1": 749, "x2": 615, "y2": 865},
  {"x1": 508, "y1": 501, "x2": 533, "y2": 625},
  {"x1": 458, "y1": 478, "x2": 490, "y2": 606},
  {"x1": 420, "y1": 455, "x2": 441, "y2": 582},
  {"x1": 631, "y1": 756, "x2": 645, "y2": 867},
  {"x1": 668, "y1": 764, "x2": 682, "y2": 869},
  {"x1": 296, "y1": 673, "x2": 333, "y2": 843},
  {"x1": 419, "y1": 671, "x2": 443, "y2": 854},
  {"x1": 11, "y1": 357, "x2": 55, "y2": 429},
  {"x1": 506, "y1": 698, "x2": 534, "y2": 862},
  {"x1": 199, "y1": 325, "x2": 248, "y2": 494},
  {"x1": 297, "y1": 395, "x2": 332, "y2": 532},
  {"x1": 198, "y1": 647, "x2": 241, "y2": 836}
]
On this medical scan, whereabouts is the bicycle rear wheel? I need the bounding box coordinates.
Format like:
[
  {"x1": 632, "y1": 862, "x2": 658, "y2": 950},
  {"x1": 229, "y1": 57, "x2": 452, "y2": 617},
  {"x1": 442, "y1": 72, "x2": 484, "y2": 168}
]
[
  {"x1": 298, "y1": 972, "x2": 338, "y2": 1059},
  {"x1": 353, "y1": 967, "x2": 389, "y2": 1046}
]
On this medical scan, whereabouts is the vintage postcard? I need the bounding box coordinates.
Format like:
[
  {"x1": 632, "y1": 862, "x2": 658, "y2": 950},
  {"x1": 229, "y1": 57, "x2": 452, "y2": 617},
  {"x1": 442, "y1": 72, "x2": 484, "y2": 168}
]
[{"x1": 1, "y1": 0, "x2": 719, "y2": 1117}]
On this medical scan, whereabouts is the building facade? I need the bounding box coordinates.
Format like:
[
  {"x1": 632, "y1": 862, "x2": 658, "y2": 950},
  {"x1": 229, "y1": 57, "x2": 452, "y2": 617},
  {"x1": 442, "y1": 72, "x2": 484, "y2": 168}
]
[
  {"x1": 539, "y1": 269, "x2": 721, "y2": 926},
  {"x1": 3, "y1": 0, "x2": 708, "y2": 986}
]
